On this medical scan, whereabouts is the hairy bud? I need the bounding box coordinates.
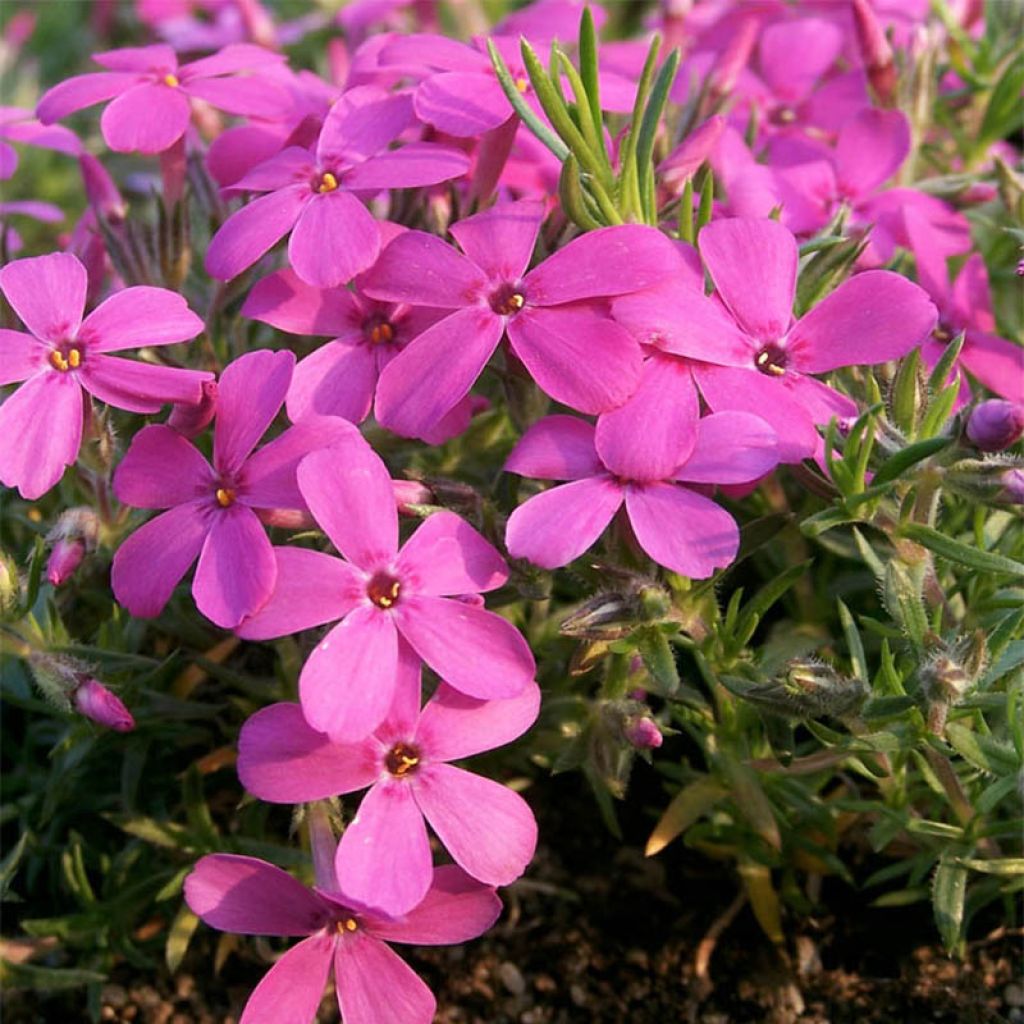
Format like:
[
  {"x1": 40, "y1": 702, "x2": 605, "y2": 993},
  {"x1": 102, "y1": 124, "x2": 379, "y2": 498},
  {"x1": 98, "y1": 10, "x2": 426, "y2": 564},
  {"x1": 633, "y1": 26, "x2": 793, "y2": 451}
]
[
  {"x1": 966, "y1": 400, "x2": 1024, "y2": 452},
  {"x1": 73, "y1": 678, "x2": 135, "y2": 732}
]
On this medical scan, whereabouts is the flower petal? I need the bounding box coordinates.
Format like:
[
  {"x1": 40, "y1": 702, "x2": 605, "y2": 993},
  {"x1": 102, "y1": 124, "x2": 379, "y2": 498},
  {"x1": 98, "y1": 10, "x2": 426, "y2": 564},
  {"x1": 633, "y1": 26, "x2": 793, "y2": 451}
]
[
  {"x1": 374, "y1": 307, "x2": 503, "y2": 439},
  {"x1": 36, "y1": 72, "x2": 140, "y2": 124},
  {"x1": 368, "y1": 865, "x2": 501, "y2": 946},
  {"x1": 414, "y1": 681, "x2": 541, "y2": 762},
  {"x1": 300, "y1": 608, "x2": 399, "y2": 742},
  {"x1": 238, "y1": 703, "x2": 380, "y2": 803},
  {"x1": 834, "y1": 108, "x2": 910, "y2": 198},
  {"x1": 287, "y1": 340, "x2": 378, "y2": 424},
  {"x1": 185, "y1": 854, "x2": 331, "y2": 936},
  {"x1": 214, "y1": 348, "x2": 295, "y2": 476},
  {"x1": 79, "y1": 286, "x2": 204, "y2": 351},
  {"x1": 344, "y1": 143, "x2": 469, "y2": 190},
  {"x1": 79, "y1": 355, "x2": 210, "y2": 412},
  {"x1": 625, "y1": 482, "x2": 739, "y2": 578},
  {"x1": 335, "y1": 780, "x2": 432, "y2": 917},
  {"x1": 448, "y1": 200, "x2": 543, "y2": 284},
  {"x1": 113, "y1": 424, "x2": 212, "y2": 509},
  {"x1": 698, "y1": 217, "x2": 797, "y2": 343},
  {"x1": 297, "y1": 442, "x2": 397, "y2": 568},
  {"x1": 193, "y1": 505, "x2": 276, "y2": 629},
  {"x1": 205, "y1": 185, "x2": 308, "y2": 282},
  {"x1": 239, "y1": 933, "x2": 335, "y2": 1024},
  {"x1": 675, "y1": 412, "x2": 779, "y2": 484},
  {"x1": 0, "y1": 329, "x2": 47, "y2": 385},
  {"x1": 414, "y1": 763, "x2": 537, "y2": 886},
  {"x1": 508, "y1": 306, "x2": 643, "y2": 415},
  {"x1": 0, "y1": 372, "x2": 82, "y2": 500},
  {"x1": 236, "y1": 547, "x2": 364, "y2": 640},
  {"x1": 396, "y1": 511, "x2": 507, "y2": 596},
  {"x1": 100, "y1": 83, "x2": 191, "y2": 153},
  {"x1": 394, "y1": 595, "x2": 534, "y2": 700},
  {"x1": 334, "y1": 930, "x2": 435, "y2": 1024},
  {"x1": 505, "y1": 477, "x2": 623, "y2": 569},
  {"x1": 183, "y1": 76, "x2": 291, "y2": 120},
  {"x1": 110, "y1": 503, "x2": 210, "y2": 618},
  {"x1": 961, "y1": 331, "x2": 1024, "y2": 403},
  {"x1": 317, "y1": 88, "x2": 414, "y2": 165},
  {"x1": 0, "y1": 252, "x2": 86, "y2": 342},
  {"x1": 595, "y1": 353, "x2": 699, "y2": 481},
  {"x1": 413, "y1": 72, "x2": 510, "y2": 137},
  {"x1": 786, "y1": 270, "x2": 937, "y2": 373},
  {"x1": 289, "y1": 191, "x2": 381, "y2": 289},
  {"x1": 242, "y1": 268, "x2": 359, "y2": 337},
  {"x1": 504, "y1": 415, "x2": 601, "y2": 480}
]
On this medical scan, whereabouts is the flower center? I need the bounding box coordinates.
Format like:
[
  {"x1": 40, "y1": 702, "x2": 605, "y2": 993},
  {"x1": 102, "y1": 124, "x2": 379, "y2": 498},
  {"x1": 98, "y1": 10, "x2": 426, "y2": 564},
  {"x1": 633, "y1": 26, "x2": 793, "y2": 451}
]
[
  {"x1": 489, "y1": 282, "x2": 525, "y2": 316},
  {"x1": 49, "y1": 347, "x2": 82, "y2": 372},
  {"x1": 317, "y1": 171, "x2": 339, "y2": 194},
  {"x1": 367, "y1": 571, "x2": 401, "y2": 609},
  {"x1": 335, "y1": 917, "x2": 358, "y2": 933},
  {"x1": 754, "y1": 343, "x2": 787, "y2": 377},
  {"x1": 933, "y1": 324, "x2": 953, "y2": 343},
  {"x1": 514, "y1": 74, "x2": 529, "y2": 93},
  {"x1": 163, "y1": 73, "x2": 180, "y2": 88},
  {"x1": 385, "y1": 742, "x2": 421, "y2": 777},
  {"x1": 215, "y1": 488, "x2": 236, "y2": 508},
  {"x1": 365, "y1": 319, "x2": 395, "y2": 345}
]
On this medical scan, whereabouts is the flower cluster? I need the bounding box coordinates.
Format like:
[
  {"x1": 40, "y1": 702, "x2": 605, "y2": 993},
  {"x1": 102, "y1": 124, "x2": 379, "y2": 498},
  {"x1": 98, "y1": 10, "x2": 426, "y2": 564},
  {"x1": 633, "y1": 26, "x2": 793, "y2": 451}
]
[{"x1": 3, "y1": 0, "x2": 1021, "y2": 1019}]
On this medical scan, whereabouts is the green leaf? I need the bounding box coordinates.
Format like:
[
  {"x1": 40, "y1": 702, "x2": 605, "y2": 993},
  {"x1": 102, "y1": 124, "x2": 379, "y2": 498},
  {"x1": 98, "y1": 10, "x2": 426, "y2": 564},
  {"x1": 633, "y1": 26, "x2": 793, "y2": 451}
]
[
  {"x1": 837, "y1": 598, "x2": 869, "y2": 683},
  {"x1": 926, "y1": 331, "x2": 965, "y2": 393},
  {"x1": 636, "y1": 627, "x2": 680, "y2": 693},
  {"x1": 577, "y1": 7, "x2": 603, "y2": 147},
  {"x1": 932, "y1": 853, "x2": 968, "y2": 953},
  {"x1": 733, "y1": 562, "x2": 809, "y2": 650},
  {"x1": 871, "y1": 436, "x2": 952, "y2": 488},
  {"x1": 558, "y1": 152, "x2": 603, "y2": 229},
  {"x1": 696, "y1": 170, "x2": 714, "y2": 231},
  {"x1": 944, "y1": 722, "x2": 1019, "y2": 775},
  {"x1": 979, "y1": 53, "x2": 1024, "y2": 144},
  {"x1": 956, "y1": 857, "x2": 1024, "y2": 876},
  {"x1": 719, "y1": 754, "x2": 781, "y2": 852},
  {"x1": 166, "y1": 903, "x2": 200, "y2": 973},
  {"x1": 0, "y1": 960, "x2": 105, "y2": 991},
  {"x1": 635, "y1": 48, "x2": 680, "y2": 223},
  {"x1": 890, "y1": 348, "x2": 923, "y2": 436},
  {"x1": 645, "y1": 776, "x2": 727, "y2": 856},
  {"x1": 900, "y1": 523, "x2": 1024, "y2": 579},
  {"x1": 0, "y1": 830, "x2": 30, "y2": 900}
]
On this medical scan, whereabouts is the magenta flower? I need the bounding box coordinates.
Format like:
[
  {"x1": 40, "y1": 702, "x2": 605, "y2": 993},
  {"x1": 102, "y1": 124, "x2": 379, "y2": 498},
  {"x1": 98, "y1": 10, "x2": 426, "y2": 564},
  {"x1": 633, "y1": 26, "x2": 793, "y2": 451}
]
[
  {"x1": 73, "y1": 678, "x2": 135, "y2": 732},
  {"x1": 504, "y1": 363, "x2": 780, "y2": 578},
  {"x1": 238, "y1": 650, "x2": 540, "y2": 915},
  {"x1": 0, "y1": 105, "x2": 82, "y2": 179},
  {"x1": 205, "y1": 86, "x2": 469, "y2": 289},
  {"x1": 0, "y1": 252, "x2": 209, "y2": 499},
  {"x1": 241, "y1": 267, "x2": 443, "y2": 425},
  {"x1": 111, "y1": 349, "x2": 357, "y2": 628},
  {"x1": 237, "y1": 436, "x2": 536, "y2": 741},
  {"x1": 360, "y1": 201, "x2": 680, "y2": 437},
  {"x1": 185, "y1": 854, "x2": 500, "y2": 1024},
  {"x1": 36, "y1": 42, "x2": 288, "y2": 154},
  {"x1": 612, "y1": 218, "x2": 938, "y2": 461}
]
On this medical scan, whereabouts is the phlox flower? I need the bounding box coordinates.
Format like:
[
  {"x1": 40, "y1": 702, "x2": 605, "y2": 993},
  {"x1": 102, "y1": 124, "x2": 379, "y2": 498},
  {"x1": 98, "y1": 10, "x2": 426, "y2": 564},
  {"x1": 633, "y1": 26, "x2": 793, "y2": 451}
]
[
  {"x1": 111, "y1": 349, "x2": 356, "y2": 628},
  {"x1": 0, "y1": 252, "x2": 209, "y2": 499},
  {"x1": 205, "y1": 86, "x2": 469, "y2": 289},
  {"x1": 237, "y1": 434, "x2": 536, "y2": 742},
  {"x1": 360, "y1": 200, "x2": 680, "y2": 437},
  {"x1": 185, "y1": 853, "x2": 500, "y2": 1024},
  {"x1": 504, "y1": 362, "x2": 779, "y2": 578},
  {"x1": 0, "y1": 105, "x2": 82, "y2": 180},
  {"x1": 36, "y1": 43, "x2": 289, "y2": 154},
  {"x1": 612, "y1": 217, "x2": 938, "y2": 461},
  {"x1": 238, "y1": 645, "x2": 539, "y2": 915}
]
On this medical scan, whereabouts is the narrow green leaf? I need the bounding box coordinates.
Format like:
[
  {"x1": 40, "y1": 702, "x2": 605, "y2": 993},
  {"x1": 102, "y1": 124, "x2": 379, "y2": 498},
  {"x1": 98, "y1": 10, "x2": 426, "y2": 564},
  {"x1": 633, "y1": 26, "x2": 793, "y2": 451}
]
[
  {"x1": 944, "y1": 722, "x2": 1019, "y2": 775},
  {"x1": 0, "y1": 960, "x2": 105, "y2": 991},
  {"x1": 645, "y1": 776, "x2": 727, "y2": 856},
  {"x1": 637, "y1": 627, "x2": 680, "y2": 694},
  {"x1": 932, "y1": 853, "x2": 968, "y2": 952},
  {"x1": 926, "y1": 330, "x2": 966, "y2": 393},
  {"x1": 558, "y1": 153, "x2": 604, "y2": 229},
  {"x1": 900, "y1": 523, "x2": 1024, "y2": 578},
  {"x1": 979, "y1": 52, "x2": 1024, "y2": 143},
  {"x1": 871, "y1": 436, "x2": 952, "y2": 488},
  {"x1": 635, "y1": 48, "x2": 680, "y2": 222},
  {"x1": 956, "y1": 857, "x2": 1024, "y2": 876},
  {"x1": 837, "y1": 599, "x2": 869, "y2": 683},
  {"x1": 555, "y1": 47, "x2": 608, "y2": 177},
  {"x1": 719, "y1": 754, "x2": 781, "y2": 852},
  {"x1": 696, "y1": 170, "x2": 714, "y2": 231},
  {"x1": 678, "y1": 177, "x2": 694, "y2": 242},
  {"x1": 734, "y1": 562, "x2": 809, "y2": 648},
  {"x1": 166, "y1": 903, "x2": 200, "y2": 973},
  {"x1": 891, "y1": 348, "x2": 923, "y2": 436},
  {"x1": 578, "y1": 6, "x2": 604, "y2": 146}
]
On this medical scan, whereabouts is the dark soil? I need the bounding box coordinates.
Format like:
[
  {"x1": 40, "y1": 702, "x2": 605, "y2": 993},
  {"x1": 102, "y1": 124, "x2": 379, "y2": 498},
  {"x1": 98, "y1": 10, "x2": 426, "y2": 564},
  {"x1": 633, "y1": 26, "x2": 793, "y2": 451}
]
[{"x1": 4, "y1": 772, "x2": 1021, "y2": 1024}]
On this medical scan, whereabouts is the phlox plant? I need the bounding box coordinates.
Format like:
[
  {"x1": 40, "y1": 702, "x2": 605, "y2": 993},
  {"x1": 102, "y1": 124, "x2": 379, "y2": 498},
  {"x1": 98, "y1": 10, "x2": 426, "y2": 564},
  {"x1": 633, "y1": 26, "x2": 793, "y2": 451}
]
[{"x1": 0, "y1": 0, "x2": 1022, "y2": 1021}]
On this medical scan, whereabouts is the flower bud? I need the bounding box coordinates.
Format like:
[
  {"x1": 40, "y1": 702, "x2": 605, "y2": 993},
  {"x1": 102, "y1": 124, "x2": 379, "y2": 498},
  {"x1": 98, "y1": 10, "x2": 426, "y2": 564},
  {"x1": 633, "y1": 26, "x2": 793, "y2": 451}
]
[
  {"x1": 79, "y1": 153, "x2": 126, "y2": 225},
  {"x1": 1001, "y1": 468, "x2": 1024, "y2": 504},
  {"x1": 168, "y1": 380, "x2": 218, "y2": 438},
  {"x1": 73, "y1": 678, "x2": 134, "y2": 732},
  {"x1": 624, "y1": 716, "x2": 663, "y2": 750},
  {"x1": 0, "y1": 551, "x2": 21, "y2": 616},
  {"x1": 710, "y1": 14, "x2": 759, "y2": 98},
  {"x1": 45, "y1": 507, "x2": 100, "y2": 587},
  {"x1": 852, "y1": 0, "x2": 897, "y2": 105},
  {"x1": 47, "y1": 538, "x2": 84, "y2": 587},
  {"x1": 966, "y1": 400, "x2": 1024, "y2": 452},
  {"x1": 392, "y1": 479, "x2": 434, "y2": 515}
]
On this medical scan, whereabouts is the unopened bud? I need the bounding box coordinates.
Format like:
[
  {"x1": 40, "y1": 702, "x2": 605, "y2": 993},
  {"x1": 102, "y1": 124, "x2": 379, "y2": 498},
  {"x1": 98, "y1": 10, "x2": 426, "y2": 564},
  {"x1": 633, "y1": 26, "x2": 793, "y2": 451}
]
[
  {"x1": 711, "y1": 14, "x2": 759, "y2": 97},
  {"x1": 1001, "y1": 468, "x2": 1024, "y2": 504},
  {"x1": 920, "y1": 654, "x2": 970, "y2": 704},
  {"x1": 943, "y1": 456, "x2": 1024, "y2": 502},
  {"x1": 658, "y1": 116, "x2": 725, "y2": 195},
  {"x1": 624, "y1": 716, "x2": 663, "y2": 750},
  {"x1": 47, "y1": 538, "x2": 84, "y2": 587},
  {"x1": 392, "y1": 479, "x2": 434, "y2": 514},
  {"x1": 0, "y1": 550, "x2": 21, "y2": 615},
  {"x1": 966, "y1": 400, "x2": 1024, "y2": 452},
  {"x1": 73, "y1": 678, "x2": 135, "y2": 732},
  {"x1": 79, "y1": 153, "x2": 126, "y2": 225},
  {"x1": 45, "y1": 507, "x2": 99, "y2": 588},
  {"x1": 728, "y1": 659, "x2": 869, "y2": 720},
  {"x1": 561, "y1": 591, "x2": 637, "y2": 640},
  {"x1": 168, "y1": 380, "x2": 218, "y2": 438},
  {"x1": 852, "y1": 0, "x2": 897, "y2": 105}
]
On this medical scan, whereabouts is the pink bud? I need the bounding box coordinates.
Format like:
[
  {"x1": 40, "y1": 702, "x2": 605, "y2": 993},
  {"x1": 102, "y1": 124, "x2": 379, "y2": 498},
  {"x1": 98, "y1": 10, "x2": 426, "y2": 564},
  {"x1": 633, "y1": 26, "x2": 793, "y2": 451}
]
[
  {"x1": 659, "y1": 116, "x2": 725, "y2": 195},
  {"x1": 79, "y1": 154, "x2": 126, "y2": 225},
  {"x1": 625, "y1": 717, "x2": 663, "y2": 750},
  {"x1": 852, "y1": 0, "x2": 897, "y2": 105},
  {"x1": 966, "y1": 400, "x2": 1024, "y2": 452},
  {"x1": 1016, "y1": 259, "x2": 1024, "y2": 277},
  {"x1": 711, "y1": 14, "x2": 760, "y2": 97},
  {"x1": 237, "y1": 0, "x2": 278, "y2": 48},
  {"x1": 393, "y1": 479, "x2": 433, "y2": 514},
  {"x1": 47, "y1": 538, "x2": 85, "y2": 587},
  {"x1": 73, "y1": 679, "x2": 134, "y2": 732},
  {"x1": 168, "y1": 380, "x2": 218, "y2": 438},
  {"x1": 1001, "y1": 469, "x2": 1024, "y2": 505}
]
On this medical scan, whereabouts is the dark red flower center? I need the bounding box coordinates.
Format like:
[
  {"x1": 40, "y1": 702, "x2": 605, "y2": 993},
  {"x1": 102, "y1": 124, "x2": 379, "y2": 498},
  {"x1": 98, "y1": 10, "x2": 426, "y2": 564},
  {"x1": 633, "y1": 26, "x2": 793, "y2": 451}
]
[
  {"x1": 754, "y1": 343, "x2": 787, "y2": 376},
  {"x1": 385, "y1": 742, "x2": 421, "y2": 777},
  {"x1": 367, "y1": 571, "x2": 401, "y2": 609},
  {"x1": 335, "y1": 916, "x2": 359, "y2": 934},
  {"x1": 364, "y1": 316, "x2": 395, "y2": 345},
  {"x1": 489, "y1": 282, "x2": 525, "y2": 316}
]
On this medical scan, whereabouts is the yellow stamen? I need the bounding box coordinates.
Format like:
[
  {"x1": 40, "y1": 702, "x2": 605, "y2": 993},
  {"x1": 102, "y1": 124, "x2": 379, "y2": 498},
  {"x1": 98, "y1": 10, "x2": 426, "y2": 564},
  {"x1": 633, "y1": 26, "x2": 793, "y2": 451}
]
[
  {"x1": 49, "y1": 350, "x2": 70, "y2": 372},
  {"x1": 163, "y1": 73, "x2": 180, "y2": 88},
  {"x1": 755, "y1": 350, "x2": 786, "y2": 377},
  {"x1": 336, "y1": 917, "x2": 358, "y2": 933},
  {"x1": 68, "y1": 348, "x2": 81, "y2": 368},
  {"x1": 215, "y1": 488, "x2": 235, "y2": 508},
  {"x1": 514, "y1": 76, "x2": 529, "y2": 93},
  {"x1": 386, "y1": 742, "x2": 421, "y2": 777},
  {"x1": 376, "y1": 580, "x2": 400, "y2": 608},
  {"x1": 318, "y1": 172, "x2": 339, "y2": 193},
  {"x1": 370, "y1": 323, "x2": 394, "y2": 345}
]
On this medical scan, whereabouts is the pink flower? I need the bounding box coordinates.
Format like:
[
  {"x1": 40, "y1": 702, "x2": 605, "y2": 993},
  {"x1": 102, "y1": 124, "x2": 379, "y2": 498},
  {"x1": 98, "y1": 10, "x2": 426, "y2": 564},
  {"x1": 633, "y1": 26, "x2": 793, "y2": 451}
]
[
  {"x1": 36, "y1": 43, "x2": 289, "y2": 154},
  {"x1": 966, "y1": 401, "x2": 1024, "y2": 452},
  {"x1": 612, "y1": 218, "x2": 938, "y2": 461},
  {"x1": 0, "y1": 252, "x2": 209, "y2": 499},
  {"x1": 73, "y1": 678, "x2": 135, "y2": 732},
  {"x1": 185, "y1": 854, "x2": 500, "y2": 1024},
  {"x1": 204, "y1": 86, "x2": 469, "y2": 288},
  {"x1": 111, "y1": 349, "x2": 356, "y2": 628},
  {"x1": 625, "y1": 716, "x2": 663, "y2": 749},
  {"x1": 237, "y1": 436, "x2": 536, "y2": 741},
  {"x1": 360, "y1": 201, "x2": 680, "y2": 437},
  {"x1": 504, "y1": 365, "x2": 779, "y2": 578},
  {"x1": 238, "y1": 652, "x2": 540, "y2": 915},
  {"x1": 0, "y1": 105, "x2": 82, "y2": 180}
]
